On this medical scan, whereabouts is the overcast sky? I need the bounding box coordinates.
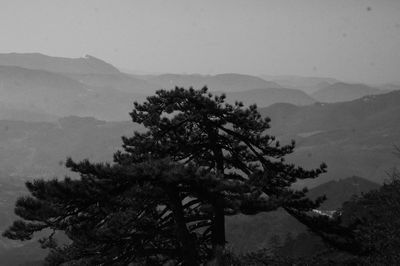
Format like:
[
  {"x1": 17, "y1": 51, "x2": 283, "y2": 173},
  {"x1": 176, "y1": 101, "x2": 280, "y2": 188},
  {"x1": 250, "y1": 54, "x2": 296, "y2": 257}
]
[{"x1": 0, "y1": 0, "x2": 399, "y2": 84}]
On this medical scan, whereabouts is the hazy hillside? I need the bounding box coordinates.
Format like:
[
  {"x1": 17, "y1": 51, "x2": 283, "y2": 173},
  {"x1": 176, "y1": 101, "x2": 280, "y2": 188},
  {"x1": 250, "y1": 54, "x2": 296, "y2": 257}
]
[
  {"x1": 260, "y1": 90, "x2": 400, "y2": 186},
  {"x1": 146, "y1": 73, "x2": 282, "y2": 92},
  {"x1": 0, "y1": 65, "x2": 146, "y2": 121},
  {"x1": 306, "y1": 176, "x2": 379, "y2": 210},
  {"x1": 260, "y1": 75, "x2": 339, "y2": 94},
  {"x1": 0, "y1": 65, "x2": 89, "y2": 115},
  {"x1": 0, "y1": 117, "x2": 141, "y2": 178},
  {"x1": 0, "y1": 53, "x2": 120, "y2": 74},
  {"x1": 262, "y1": 90, "x2": 400, "y2": 136},
  {"x1": 65, "y1": 72, "x2": 157, "y2": 95},
  {"x1": 221, "y1": 88, "x2": 315, "y2": 107},
  {"x1": 0, "y1": 102, "x2": 57, "y2": 122},
  {"x1": 379, "y1": 83, "x2": 400, "y2": 93},
  {"x1": 146, "y1": 73, "x2": 315, "y2": 107},
  {"x1": 312, "y1": 82, "x2": 383, "y2": 103}
]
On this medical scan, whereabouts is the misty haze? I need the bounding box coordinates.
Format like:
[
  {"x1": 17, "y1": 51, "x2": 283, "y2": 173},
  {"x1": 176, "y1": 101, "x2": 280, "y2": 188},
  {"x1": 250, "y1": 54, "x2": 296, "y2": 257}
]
[{"x1": 0, "y1": 1, "x2": 399, "y2": 265}]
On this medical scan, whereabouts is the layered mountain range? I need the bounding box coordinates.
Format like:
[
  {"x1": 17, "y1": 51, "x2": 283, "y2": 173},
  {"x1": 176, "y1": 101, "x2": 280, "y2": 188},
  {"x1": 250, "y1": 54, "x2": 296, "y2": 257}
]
[
  {"x1": 311, "y1": 82, "x2": 384, "y2": 103},
  {"x1": 4, "y1": 53, "x2": 396, "y2": 123}
]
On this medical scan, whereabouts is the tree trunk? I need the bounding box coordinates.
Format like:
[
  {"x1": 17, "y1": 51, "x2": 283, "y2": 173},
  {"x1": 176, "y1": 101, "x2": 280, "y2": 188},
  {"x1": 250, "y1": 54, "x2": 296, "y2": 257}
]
[
  {"x1": 211, "y1": 201, "x2": 226, "y2": 266},
  {"x1": 212, "y1": 146, "x2": 226, "y2": 265},
  {"x1": 207, "y1": 124, "x2": 227, "y2": 265},
  {"x1": 167, "y1": 187, "x2": 199, "y2": 266}
]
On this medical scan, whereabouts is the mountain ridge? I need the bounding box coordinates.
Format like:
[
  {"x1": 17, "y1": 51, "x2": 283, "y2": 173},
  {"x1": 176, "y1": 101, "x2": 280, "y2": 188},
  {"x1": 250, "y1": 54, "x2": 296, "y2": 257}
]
[
  {"x1": 260, "y1": 90, "x2": 400, "y2": 186},
  {"x1": 0, "y1": 65, "x2": 146, "y2": 121},
  {"x1": 312, "y1": 82, "x2": 383, "y2": 103},
  {"x1": 146, "y1": 73, "x2": 282, "y2": 92},
  {"x1": 219, "y1": 88, "x2": 315, "y2": 107},
  {"x1": 0, "y1": 53, "x2": 120, "y2": 74},
  {"x1": 260, "y1": 75, "x2": 339, "y2": 94}
]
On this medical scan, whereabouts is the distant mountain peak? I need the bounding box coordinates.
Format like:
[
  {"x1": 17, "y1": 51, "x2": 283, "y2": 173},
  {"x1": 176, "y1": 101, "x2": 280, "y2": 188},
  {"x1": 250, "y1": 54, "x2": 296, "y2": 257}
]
[
  {"x1": 0, "y1": 53, "x2": 120, "y2": 75},
  {"x1": 83, "y1": 54, "x2": 108, "y2": 62}
]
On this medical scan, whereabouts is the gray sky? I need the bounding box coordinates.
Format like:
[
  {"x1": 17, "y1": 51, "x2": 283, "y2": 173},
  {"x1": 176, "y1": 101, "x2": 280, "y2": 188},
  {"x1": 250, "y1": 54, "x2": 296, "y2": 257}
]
[{"x1": 0, "y1": 0, "x2": 399, "y2": 84}]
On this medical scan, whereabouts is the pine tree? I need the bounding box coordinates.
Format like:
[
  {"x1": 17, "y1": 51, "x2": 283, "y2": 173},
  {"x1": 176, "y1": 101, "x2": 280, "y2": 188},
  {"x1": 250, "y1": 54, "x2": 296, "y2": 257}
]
[
  {"x1": 285, "y1": 167, "x2": 400, "y2": 264},
  {"x1": 116, "y1": 87, "x2": 326, "y2": 263},
  {"x1": 4, "y1": 87, "x2": 326, "y2": 265}
]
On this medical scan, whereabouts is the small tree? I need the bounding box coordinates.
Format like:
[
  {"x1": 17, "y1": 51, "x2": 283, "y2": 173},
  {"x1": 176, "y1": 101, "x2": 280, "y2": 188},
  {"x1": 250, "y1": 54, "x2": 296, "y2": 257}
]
[
  {"x1": 285, "y1": 149, "x2": 400, "y2": 264},
  {"x1": 339, "y1": 168, "x2": 400, "y2": 263},
  {"x1": 4, "y1": 87, "x2": 326, "y2": 265}
]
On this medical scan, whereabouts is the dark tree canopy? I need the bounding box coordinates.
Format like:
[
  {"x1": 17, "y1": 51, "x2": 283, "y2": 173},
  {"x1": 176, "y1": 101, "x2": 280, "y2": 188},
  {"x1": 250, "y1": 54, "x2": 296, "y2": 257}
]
[{"x1": 4, "y1": 87, "x2": 326, "y2": 265}]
